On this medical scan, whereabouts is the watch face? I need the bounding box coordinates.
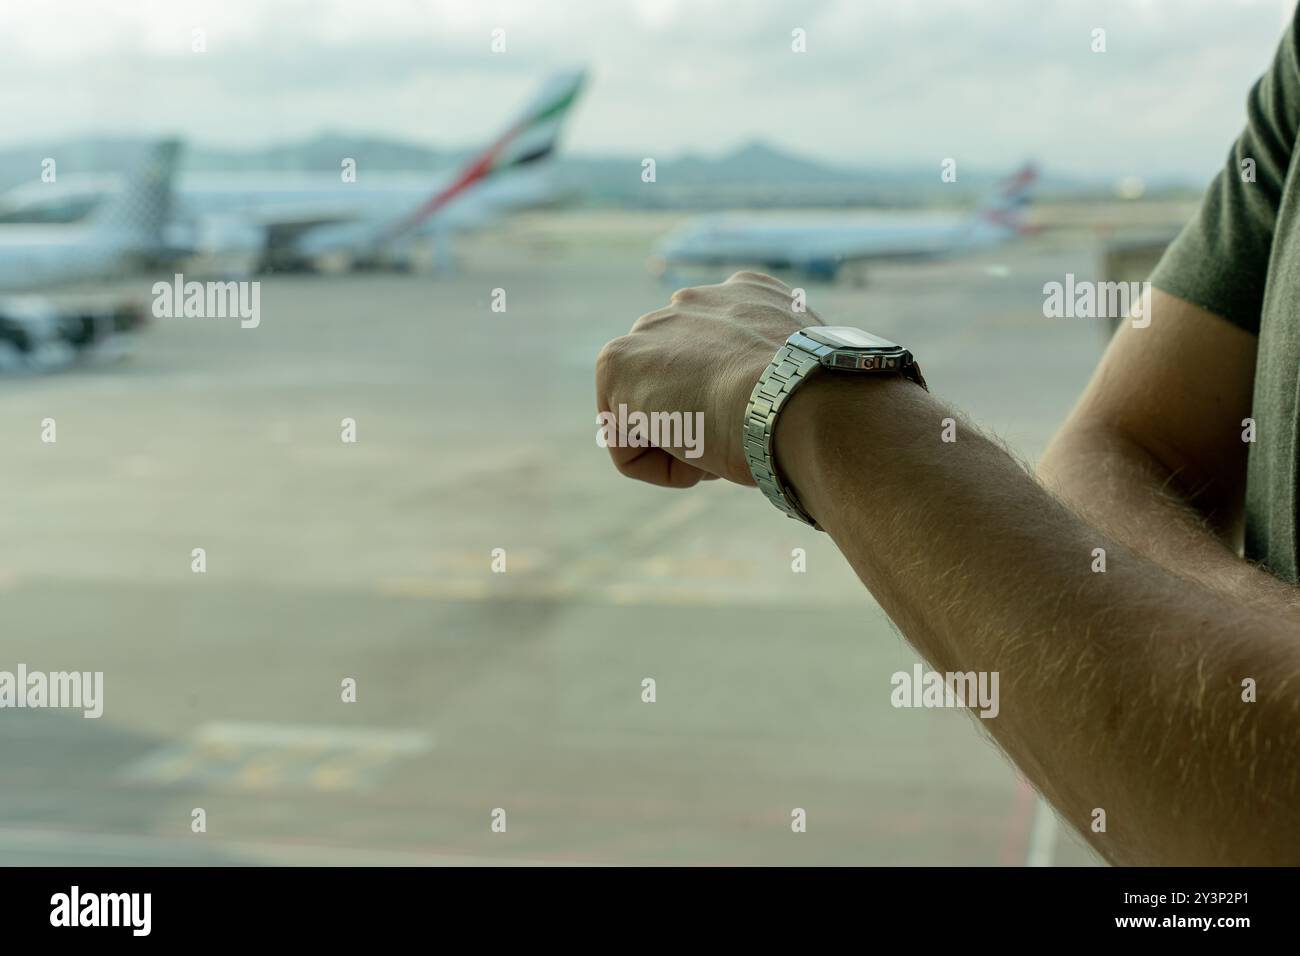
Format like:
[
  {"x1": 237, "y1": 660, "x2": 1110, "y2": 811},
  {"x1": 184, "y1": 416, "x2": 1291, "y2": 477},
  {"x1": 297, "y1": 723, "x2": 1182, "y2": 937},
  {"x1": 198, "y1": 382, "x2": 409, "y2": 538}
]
[{"x1": 803, "y1": 326, "x2": 900, "y2": 351}]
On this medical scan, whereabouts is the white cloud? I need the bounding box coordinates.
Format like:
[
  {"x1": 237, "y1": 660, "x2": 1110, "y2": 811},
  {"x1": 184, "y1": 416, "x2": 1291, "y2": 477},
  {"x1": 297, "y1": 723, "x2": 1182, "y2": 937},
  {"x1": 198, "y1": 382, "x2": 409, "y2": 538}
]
[{"x1": 0, "y1": 0, "x2": 1290, "y2": 179}]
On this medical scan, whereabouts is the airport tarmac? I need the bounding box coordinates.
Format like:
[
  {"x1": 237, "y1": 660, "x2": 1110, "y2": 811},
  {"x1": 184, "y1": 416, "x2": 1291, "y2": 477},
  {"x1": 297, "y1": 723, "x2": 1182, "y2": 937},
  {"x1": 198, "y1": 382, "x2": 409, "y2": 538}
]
[{"x1": 0, "y1": 210, "x2": 1140, "y2": 865}]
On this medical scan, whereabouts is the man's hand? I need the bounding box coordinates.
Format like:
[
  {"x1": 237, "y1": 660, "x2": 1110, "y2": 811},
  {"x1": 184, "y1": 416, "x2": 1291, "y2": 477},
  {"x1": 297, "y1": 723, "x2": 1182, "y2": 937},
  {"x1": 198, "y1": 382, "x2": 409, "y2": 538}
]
[{"x1": 595, "y1": 271, "x2": 821, "y2": 487}]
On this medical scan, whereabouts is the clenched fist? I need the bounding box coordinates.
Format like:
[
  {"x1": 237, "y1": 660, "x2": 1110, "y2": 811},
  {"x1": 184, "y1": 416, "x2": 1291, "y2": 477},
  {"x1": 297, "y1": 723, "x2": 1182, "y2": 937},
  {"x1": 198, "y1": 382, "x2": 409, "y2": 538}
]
[{"x1": 596, "y1": 271, "x2": 824, "y2": 487}]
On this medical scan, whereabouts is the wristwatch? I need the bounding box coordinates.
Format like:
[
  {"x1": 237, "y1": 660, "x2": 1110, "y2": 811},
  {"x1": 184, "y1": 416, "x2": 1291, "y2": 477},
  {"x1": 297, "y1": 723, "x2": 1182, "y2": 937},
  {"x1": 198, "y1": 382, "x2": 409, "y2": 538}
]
[{"x1": 742, "y1": 326, "x2": 927, "y2": 529}]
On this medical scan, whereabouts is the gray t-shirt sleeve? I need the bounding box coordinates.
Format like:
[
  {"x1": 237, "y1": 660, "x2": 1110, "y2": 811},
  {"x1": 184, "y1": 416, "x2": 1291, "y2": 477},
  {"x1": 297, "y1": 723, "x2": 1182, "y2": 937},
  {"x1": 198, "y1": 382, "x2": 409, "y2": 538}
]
[{"x1": 1149, "y1": 12, "x2": 1300, "y2": 334}]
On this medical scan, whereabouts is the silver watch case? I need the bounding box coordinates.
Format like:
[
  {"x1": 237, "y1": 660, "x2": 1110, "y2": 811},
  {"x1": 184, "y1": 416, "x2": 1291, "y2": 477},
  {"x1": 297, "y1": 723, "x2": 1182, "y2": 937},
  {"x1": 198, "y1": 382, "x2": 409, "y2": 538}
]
[{"x1": 796, "y1": 326, "x2": 924, "y2": 382}]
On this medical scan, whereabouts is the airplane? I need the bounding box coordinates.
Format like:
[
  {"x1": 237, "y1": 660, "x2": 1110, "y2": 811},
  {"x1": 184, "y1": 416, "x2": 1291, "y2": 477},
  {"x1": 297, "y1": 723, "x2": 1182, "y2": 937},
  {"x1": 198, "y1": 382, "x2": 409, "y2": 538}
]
[
  {"x1": 0, "y1": 71, "x2": 587, "y2": 275},
  {"x1": 0, "y1": 140, "x2": 176, "y2": 370},
  {"x1": 650, "y1": 163, "x2": 1039, "y2": 283},
  {"x1": 0, "y1": 296, "x2": 147, "y2": 372},
  {"x1": 315, "y1": 78, "x2": 584, "y2": 267},
  {"x1": 0, "y1": 140, "x2": 179, "y2": 291}
]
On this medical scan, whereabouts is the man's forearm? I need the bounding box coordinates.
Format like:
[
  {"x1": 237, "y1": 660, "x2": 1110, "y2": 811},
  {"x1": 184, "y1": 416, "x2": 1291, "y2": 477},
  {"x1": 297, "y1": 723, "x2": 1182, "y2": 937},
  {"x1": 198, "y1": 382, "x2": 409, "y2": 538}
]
[
  {"x1": 1038, "y1": 423, "x2": 1300, "y2": 613},
  {"x1": 775, "y1": 373, "x2": 1300, "y2": 864}
]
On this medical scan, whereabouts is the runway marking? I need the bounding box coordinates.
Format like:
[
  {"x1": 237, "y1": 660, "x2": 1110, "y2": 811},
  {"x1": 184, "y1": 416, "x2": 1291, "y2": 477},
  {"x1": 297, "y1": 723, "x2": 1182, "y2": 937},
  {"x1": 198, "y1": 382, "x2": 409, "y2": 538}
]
[
  {"x1": 121, "y1": 722, "x2": 432, "y2": 793},
  {"x1": 375, "y1": 574, "x2": 846, "y2": 609},
  {"x1": 374, "y1": 495, "x2": 833, "y2": 608},
  {"x1": 1000, "y1": 773, "x2": 1036, "y2": 866},
  {"x1": 379, "y1": 577, "x2": 491, "y2": 600},
  {"x1": 0, "y1": 826, "x2": 592, "y2": 867},
  {"x1": 1025, "y1": 796, "x2": 1058, "y2": 867},
  {"x1": 623, "y1": 496, "x2": 710, "y2": 546},
  {"x1": 1002, "y1": 774, "x2": 1058, "y2": 867},
  {"x1": 605, "y1": 583, "x2": 736, "y2": 606},
  {"x1": 196, "y1": 723, "x2": 431, "y2": 750}
]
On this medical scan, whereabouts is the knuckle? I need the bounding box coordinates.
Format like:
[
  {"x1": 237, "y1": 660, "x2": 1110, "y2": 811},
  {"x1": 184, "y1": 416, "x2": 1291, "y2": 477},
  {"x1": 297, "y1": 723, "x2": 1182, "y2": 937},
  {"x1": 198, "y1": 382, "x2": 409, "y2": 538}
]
[
  {"x1": 730, "y1": 270, "x2": 790, "y2": 294},
  {"x1": 630, "y1": 306, "x2": 668, "y2": 332},
  {"x1": 596, "y1": 335, "x2": 627, "y2": 368}
]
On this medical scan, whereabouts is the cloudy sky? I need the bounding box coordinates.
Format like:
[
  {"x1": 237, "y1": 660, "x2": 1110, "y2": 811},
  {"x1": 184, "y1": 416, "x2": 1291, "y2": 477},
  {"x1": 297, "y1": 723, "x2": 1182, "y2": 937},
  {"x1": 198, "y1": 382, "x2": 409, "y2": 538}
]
[{"x1": 0, "y1": 0, "x2": 1292, "y2": 180}]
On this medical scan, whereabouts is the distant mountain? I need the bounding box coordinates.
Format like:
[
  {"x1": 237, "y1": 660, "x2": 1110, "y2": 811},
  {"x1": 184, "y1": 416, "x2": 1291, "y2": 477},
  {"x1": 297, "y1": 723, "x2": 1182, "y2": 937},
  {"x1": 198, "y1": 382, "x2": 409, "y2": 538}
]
[
  {"x1": 0, "y1": 134, "x2": 456, "y2": 183},
  {"x1": 184, "y1": 133, "x2": 454, "y2": 173},
  {"x1": 558, "y1": 142, "x2": 936, "y2": 208},
  {"x1": 0, "y1": 134, "x2": 1187, "y2": 209},
  {"x1": 669, "y1": 140, "x2": 863, "y2": 184}
]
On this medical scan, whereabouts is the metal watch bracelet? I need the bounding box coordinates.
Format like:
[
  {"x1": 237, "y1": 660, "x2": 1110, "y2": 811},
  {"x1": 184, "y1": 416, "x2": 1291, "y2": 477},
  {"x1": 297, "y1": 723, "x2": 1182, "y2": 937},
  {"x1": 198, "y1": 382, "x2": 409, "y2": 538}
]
[{"x1": 742, "y1": 331, "x2": 926, "y2": 529}]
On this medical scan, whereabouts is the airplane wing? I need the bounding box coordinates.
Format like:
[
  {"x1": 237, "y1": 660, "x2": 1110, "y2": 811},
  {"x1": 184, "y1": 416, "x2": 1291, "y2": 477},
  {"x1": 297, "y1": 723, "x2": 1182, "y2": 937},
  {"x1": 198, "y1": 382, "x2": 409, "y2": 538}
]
[{"x1": 260, "y1": 214, "x2": 358, "y2": 248}]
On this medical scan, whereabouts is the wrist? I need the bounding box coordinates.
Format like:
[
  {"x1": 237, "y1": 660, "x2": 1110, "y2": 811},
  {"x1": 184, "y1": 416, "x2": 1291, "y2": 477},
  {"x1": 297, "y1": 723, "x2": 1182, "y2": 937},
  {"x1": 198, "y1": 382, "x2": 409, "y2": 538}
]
[{"x1": 771, "y1": 371, "x2": 918, "y2": 526}]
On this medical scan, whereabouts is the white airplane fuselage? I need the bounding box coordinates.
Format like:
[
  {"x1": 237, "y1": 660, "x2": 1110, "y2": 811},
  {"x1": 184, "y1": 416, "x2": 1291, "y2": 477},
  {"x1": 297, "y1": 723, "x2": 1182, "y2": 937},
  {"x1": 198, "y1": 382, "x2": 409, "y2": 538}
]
[
  {"x1": 664, "y1": 213, "x2": 975, "y2": 265},
  {"x1": 0, "y1": 167, "x2": 567, "y2": 274},
  {"x1": 0, "y1": 225, "x2": 141, "y2": 291},
  {"x1": 655, "y1": 164, "x2": 1038, "y2": 281}
]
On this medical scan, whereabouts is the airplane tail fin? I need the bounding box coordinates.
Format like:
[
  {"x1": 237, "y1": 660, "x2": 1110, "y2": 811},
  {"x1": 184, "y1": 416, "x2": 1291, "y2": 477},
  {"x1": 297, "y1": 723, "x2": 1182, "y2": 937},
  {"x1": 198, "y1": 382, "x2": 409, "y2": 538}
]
[
  {"x1": 976, "y1": 162, "x2": 1037, "y2": 236},
  {"x1": 89, "y1": 139, "x2": 182, "y2": 250},
  {"x1": 382, "y1": 69, "x2": 586, "y2": 241}
]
